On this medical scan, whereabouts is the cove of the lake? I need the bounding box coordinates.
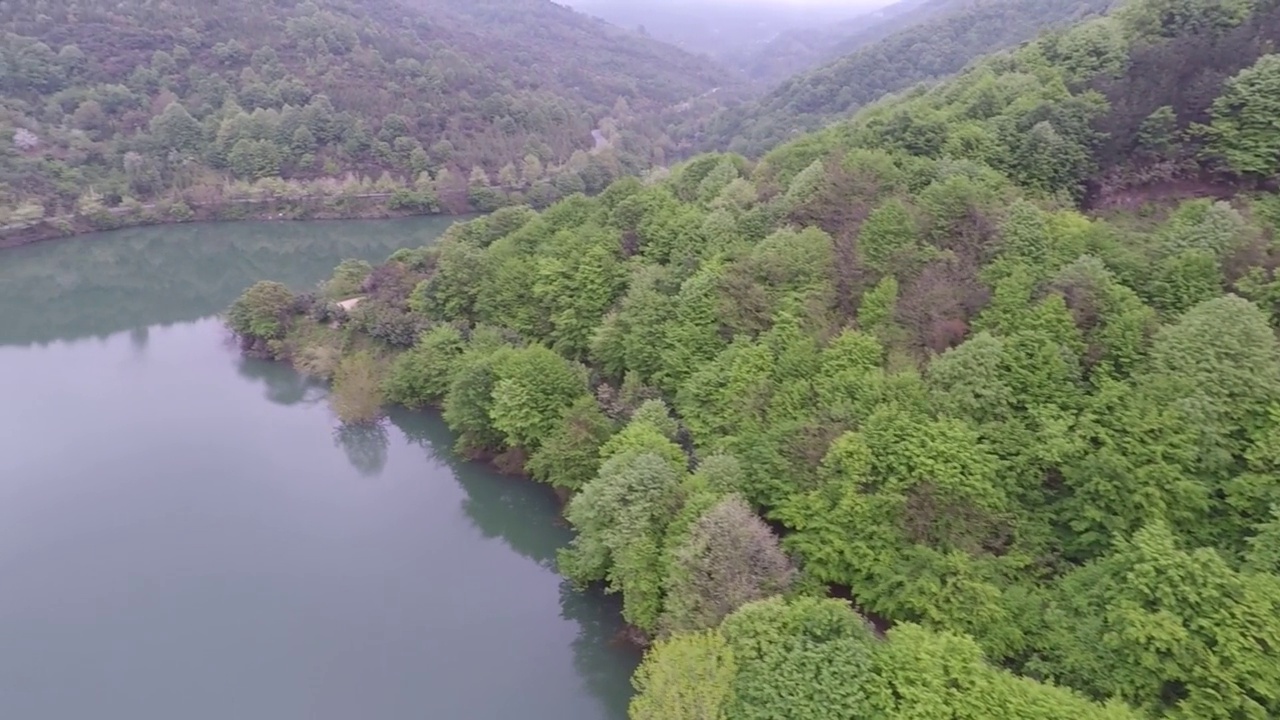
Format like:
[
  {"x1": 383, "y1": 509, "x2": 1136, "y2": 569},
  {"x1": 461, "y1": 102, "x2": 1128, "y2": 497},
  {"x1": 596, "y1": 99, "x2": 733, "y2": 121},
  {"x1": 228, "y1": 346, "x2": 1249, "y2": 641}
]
[{"x1": 0, "y1": 219, "x2": 637, "y2": 719}]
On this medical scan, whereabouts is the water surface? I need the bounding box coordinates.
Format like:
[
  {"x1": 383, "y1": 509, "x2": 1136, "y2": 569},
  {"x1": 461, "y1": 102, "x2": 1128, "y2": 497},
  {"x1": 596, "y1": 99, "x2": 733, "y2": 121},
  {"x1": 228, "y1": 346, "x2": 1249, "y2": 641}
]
[{"x1": 0, "y1": 220, "x2": 637, "y2": 719}]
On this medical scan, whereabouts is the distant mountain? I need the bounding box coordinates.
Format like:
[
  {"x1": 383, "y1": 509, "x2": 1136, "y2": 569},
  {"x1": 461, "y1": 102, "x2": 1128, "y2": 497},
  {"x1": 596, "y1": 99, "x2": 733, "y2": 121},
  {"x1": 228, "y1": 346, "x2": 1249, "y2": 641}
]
[
  {"x1": 738, "y1": 0, "x2": 939, "y2": 83},
  {"x1": 694, "y1": 0, "x2": 1116, "y2": 155},
  {"x1": 0, "y1": 0, "x2": 735, "y2": 213},
  {"x1": 563, "y1": 0, "x2": 888, "y2": 80}
]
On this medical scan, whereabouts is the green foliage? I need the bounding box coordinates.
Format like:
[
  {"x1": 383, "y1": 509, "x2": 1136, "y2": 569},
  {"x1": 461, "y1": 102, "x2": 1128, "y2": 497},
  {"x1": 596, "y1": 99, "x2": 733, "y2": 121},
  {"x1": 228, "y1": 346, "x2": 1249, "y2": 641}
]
[
  {"x1": 226, "y1": 281, "x2": 295, "y2": 342},
  {"x1": 1145, "y1": 249, "x2": 1225, "y2": 315},
  {"x1": 1205, "y1": 55, "x2": 1280, "y2": 178},
  {"x1": 1161, "y1": 199, "x2": 1252, "y2": 258},
  {"x1": 1042, "y1": 523, "x2": 1280, "y2": 719},
  {"x1": 526, "y1": 396, "x2": 616, "y2": 491},
  {"x1": 599, "y1": 414, "x2": 689, "y2": 476},
  {"x1": 0, "y1": 0, "x2": 733, "y2": 212},
  {"x1": 561, "y1": 451, "x2": 684, "y2": 631},
  {"x1": 721, "y1": 597, "x2": 876, "y2": 720},
  {"x1": 1121, "y1": 0, "x2": 1255, "y2": 39},
  {"x1": 1149, "y1": 295, "x2": 1280, "y2": 448},
  {"x1": 228, "y1": 138, "x2": 282, "y2": 180},
  {"x1": 928, "y1": 332, "x2": 1019, "y2": 426},
  {"x1": 702, "y1": 0, "x2": 1115, "y2": 157},
  {"x1": 630, "y1": 399, "x2": 679, "y2": 440},
  {"x1": 226, "y1": 3, "x2": 1280, "y2": 713},
  {"x1": 489, "y1": 345, "x2": 588, "y2": 451},
  {"x1": 1138, "y1": 106, "x2": 1180, "y2": 155},
  {"x1": 858, "y1": 199, "x2": 920, "y2": 275},
  {"x1": 531, "y1": 224, "x2": 629, "y2": 358},
  {"x1": 326, "y1": 259, "x2": 372, "y2": 300},
  {"x1": 778, "y1": 404, "x2": 1019, "y2": 652},
  {"x1": 442, "y1": 344, "x2": 513, "y2": 455},
  {"x1": 150, "y1": 101, "x2": 204, "y2": 155},
  {"x1": 414, "y1": 241, "x2": 487, "y2": 322},
  {"x1": 590, "y1": 265, "x2": 677, "y2": 383},
  {"x1": 1244, "y1": 506, "x2": 1280, "y2": 574},
  {"x1": 633, "y1": 597, "x2": 1135, "y2": 720},
  {"x1": 630, "y1": 630, "x2": 736, "y2": 720},
  {"x1": 858, "y1": 276, "x2": 900, "y2": 334},
  {"x1": 382, "y1": 325, "x2": 466, "y2": 409},
  {"x1": 871, "y1": 623, "x2": 1142, "y2": 720}
]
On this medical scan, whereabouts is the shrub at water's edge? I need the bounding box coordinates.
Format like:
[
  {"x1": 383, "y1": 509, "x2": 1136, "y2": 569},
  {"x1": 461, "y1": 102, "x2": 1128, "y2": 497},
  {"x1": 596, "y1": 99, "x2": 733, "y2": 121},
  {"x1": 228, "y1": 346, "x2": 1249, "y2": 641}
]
[{"x1": 330, "y1": 352, "x2": 385, "y2": 426}]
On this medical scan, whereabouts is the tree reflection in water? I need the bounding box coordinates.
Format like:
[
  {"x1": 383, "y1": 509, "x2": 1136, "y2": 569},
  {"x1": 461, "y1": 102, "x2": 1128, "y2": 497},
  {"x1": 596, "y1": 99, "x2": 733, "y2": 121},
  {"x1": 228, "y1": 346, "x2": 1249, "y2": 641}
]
[
  {"x1": 236, "y1": 355, "x2": 328, "y2": 408},
  {"x1": 389, "y1": 407, "x2": 640, "y2": 718},
  {"x1": 0, "y1": 217, "x2": 460, "y2": 347},
  {"x1": 561, "y1": 581, "x2": 640, "y2": 719},
  {"x1": 333, "y1": 421, "x2": 390, "y2": 478},
  {"x1": 390, "y1": 407, "x2": 566, "y2": 569}
]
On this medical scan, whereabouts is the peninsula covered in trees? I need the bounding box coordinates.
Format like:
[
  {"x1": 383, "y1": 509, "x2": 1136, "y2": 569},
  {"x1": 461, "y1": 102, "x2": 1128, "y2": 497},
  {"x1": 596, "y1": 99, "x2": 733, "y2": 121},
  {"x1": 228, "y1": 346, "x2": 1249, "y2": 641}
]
[{"x1": 227, "y1": 0, "x2": 1280, "y2": 715}]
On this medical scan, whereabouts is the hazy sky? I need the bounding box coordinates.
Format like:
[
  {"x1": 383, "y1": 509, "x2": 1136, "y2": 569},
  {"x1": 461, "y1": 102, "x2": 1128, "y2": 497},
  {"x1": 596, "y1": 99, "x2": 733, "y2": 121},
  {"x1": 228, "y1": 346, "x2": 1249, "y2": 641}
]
[
  {"x1": 571, "y1": 0, "x2": 887, "y2": 6},
  {"x1": 562, "y1": 0, "x2": 897, "y2": 27}
]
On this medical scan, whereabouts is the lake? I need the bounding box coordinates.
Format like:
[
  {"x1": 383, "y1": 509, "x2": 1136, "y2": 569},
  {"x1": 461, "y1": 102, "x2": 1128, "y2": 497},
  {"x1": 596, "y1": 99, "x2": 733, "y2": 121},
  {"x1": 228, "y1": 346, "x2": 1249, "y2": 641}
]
[{"x1": 0, "y1": 219, "x2": 637, "y2": 719}]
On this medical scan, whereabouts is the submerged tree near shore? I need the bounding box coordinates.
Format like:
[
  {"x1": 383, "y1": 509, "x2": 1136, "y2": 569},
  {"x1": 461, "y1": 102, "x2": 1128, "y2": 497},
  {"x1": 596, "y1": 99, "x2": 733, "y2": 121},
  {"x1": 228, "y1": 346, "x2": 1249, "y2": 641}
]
[{"x1": 330, "y1": 351, "x2": 384, "y2": 426}]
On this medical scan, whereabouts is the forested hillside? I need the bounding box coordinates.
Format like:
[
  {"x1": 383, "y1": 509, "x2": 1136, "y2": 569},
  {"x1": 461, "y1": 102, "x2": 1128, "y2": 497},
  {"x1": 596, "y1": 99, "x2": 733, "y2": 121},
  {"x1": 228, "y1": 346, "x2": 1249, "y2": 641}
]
[
  {"x1": 565, "y1": 0, "x2": 882, "y2": 83},
  {"x1": 228, "y1": 0, "x2": 1280, "y2": 716},
  {"x1": 697, "y1": 0, "x2": 1114, "y2": 156},
  {"x1": 0, "y1": 0, "x2": 732, "y2": 225},
  {"x1": 742, "y1": 0, "x2": 946, "y2": 84}
]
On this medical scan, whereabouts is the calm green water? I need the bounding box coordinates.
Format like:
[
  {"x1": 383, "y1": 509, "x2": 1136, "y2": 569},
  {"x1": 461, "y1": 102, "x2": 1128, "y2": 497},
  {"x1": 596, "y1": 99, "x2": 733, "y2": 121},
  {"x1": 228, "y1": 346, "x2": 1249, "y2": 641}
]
[{"x1": 0, "y1": 220, "x2": 637, "y2": 719}]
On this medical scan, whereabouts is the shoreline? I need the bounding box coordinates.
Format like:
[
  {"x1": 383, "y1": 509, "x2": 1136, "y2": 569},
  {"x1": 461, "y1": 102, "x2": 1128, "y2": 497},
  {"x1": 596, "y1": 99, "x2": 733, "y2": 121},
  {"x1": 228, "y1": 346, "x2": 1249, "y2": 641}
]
[
  {"x1": 0, "y1": 194, "x2": 469, "y2": 250},
  {"x1": 263, "y1": 335, "x2": 656, "y2": 650}
]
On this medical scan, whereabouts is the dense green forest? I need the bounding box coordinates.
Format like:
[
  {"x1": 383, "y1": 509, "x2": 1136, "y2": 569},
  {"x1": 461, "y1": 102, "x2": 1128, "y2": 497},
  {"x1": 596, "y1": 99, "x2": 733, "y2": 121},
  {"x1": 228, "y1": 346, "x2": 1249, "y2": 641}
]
[
  {"x1": 225, "y1": 0, "x2": 1280, "y2": 716},
  {"x1": 695, "y1": 0, "x2": 1116, "y2": 156},
  {"x1": 0, "y1": 0, "x2": 733, "y2": 226}
]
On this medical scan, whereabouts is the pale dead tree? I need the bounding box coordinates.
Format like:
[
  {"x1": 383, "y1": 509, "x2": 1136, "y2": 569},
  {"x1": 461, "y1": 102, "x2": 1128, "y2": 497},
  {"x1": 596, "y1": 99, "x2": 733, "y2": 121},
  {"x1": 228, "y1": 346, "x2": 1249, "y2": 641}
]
[
  {"x1": 663, "y1": 494, "x2": 795, "y2": 634},
  {"x1": 13, "y1": 128, "x2": 39, "y2": 151}
]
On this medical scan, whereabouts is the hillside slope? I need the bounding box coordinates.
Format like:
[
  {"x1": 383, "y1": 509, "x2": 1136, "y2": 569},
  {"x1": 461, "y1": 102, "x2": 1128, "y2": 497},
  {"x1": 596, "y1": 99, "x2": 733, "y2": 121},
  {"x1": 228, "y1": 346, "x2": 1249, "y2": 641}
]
[
  {"x1": 565, "y1": 0, "x2": 881, "y2": 82},
  {"x1": 0, "y1": 0, "x2": 734, "y2": 218},
  {"x1": 229, "y1": 0, "x2": 1280, "y2": 715},
  {"x1": 740, "y1": 0, "x2": 939, "y2": 83},
  {"x1": 697, "y1": 0, "x2": 1113, "y2": 156}
]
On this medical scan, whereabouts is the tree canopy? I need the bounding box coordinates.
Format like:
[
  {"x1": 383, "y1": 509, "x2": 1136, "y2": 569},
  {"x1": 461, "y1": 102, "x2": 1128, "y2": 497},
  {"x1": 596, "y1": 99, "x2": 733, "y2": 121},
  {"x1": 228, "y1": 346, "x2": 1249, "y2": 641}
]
[
  {"x1": 225, "y1": 0, "x2": 1280, "y2": 715},
  {"x1": 0, "y1": 0, "x2": 732, "y2": 221}
]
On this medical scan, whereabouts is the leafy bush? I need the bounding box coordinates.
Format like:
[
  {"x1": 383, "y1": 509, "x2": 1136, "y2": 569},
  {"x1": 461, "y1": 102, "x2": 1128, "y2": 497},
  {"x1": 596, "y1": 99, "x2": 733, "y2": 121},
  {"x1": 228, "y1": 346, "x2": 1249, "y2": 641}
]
[
  {"x1": 226, "y1": 281, "x2": 295, "y2": 344},
  {"x1": 382, "y1": 325, "x2": 466, "y2": 408},
  {"x1": 325, "y1": 259, "x2": 372, "y2": 300},
  {"x1": 526, "y1": 396, "x2": 616, "y2": 491}
]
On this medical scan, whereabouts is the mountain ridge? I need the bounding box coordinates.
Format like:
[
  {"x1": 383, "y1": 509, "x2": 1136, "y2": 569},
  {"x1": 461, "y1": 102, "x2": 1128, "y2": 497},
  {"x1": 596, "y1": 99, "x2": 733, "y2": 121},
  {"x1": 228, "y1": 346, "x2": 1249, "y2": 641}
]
[
  {"x1": 0, "y1": 0, "x2": 735, "y2": 220},
  {"x1": 696, "y1": 0, "x2": 1115, "y2": 156}
]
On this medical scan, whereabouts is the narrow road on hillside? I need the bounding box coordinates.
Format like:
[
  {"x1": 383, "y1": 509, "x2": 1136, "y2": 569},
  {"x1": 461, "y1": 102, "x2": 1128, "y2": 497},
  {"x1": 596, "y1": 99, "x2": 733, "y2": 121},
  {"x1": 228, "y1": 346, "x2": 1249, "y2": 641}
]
[{"x1": 591, "y1": 129, "x2": 611, "y2": 154}]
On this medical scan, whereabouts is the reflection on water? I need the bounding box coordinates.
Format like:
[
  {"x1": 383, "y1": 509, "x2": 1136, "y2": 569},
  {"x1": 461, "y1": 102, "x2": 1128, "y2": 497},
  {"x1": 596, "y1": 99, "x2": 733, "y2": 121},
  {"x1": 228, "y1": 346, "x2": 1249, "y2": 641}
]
[
  {"x1": 563, "y1": 583, "x2": 637, "y2": 719},
  {"x1": 389, "y1": 407, "x2": 572, "y2": 569},
  {"x1": 387, "y1": 408, "x2": 637, "y2": 719},
  {"x1": 0, "y1": 217, "x2": 462, "y2": 346},
  {"x1": 0, "y1": 219, "x2": 639, "y2": 719},
  {"x1": 237, "y1": 354, "x2": 329, "y2": 408},
  {"x1": 333, "y1": 423, "x2": 391, "y2": 478}
]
